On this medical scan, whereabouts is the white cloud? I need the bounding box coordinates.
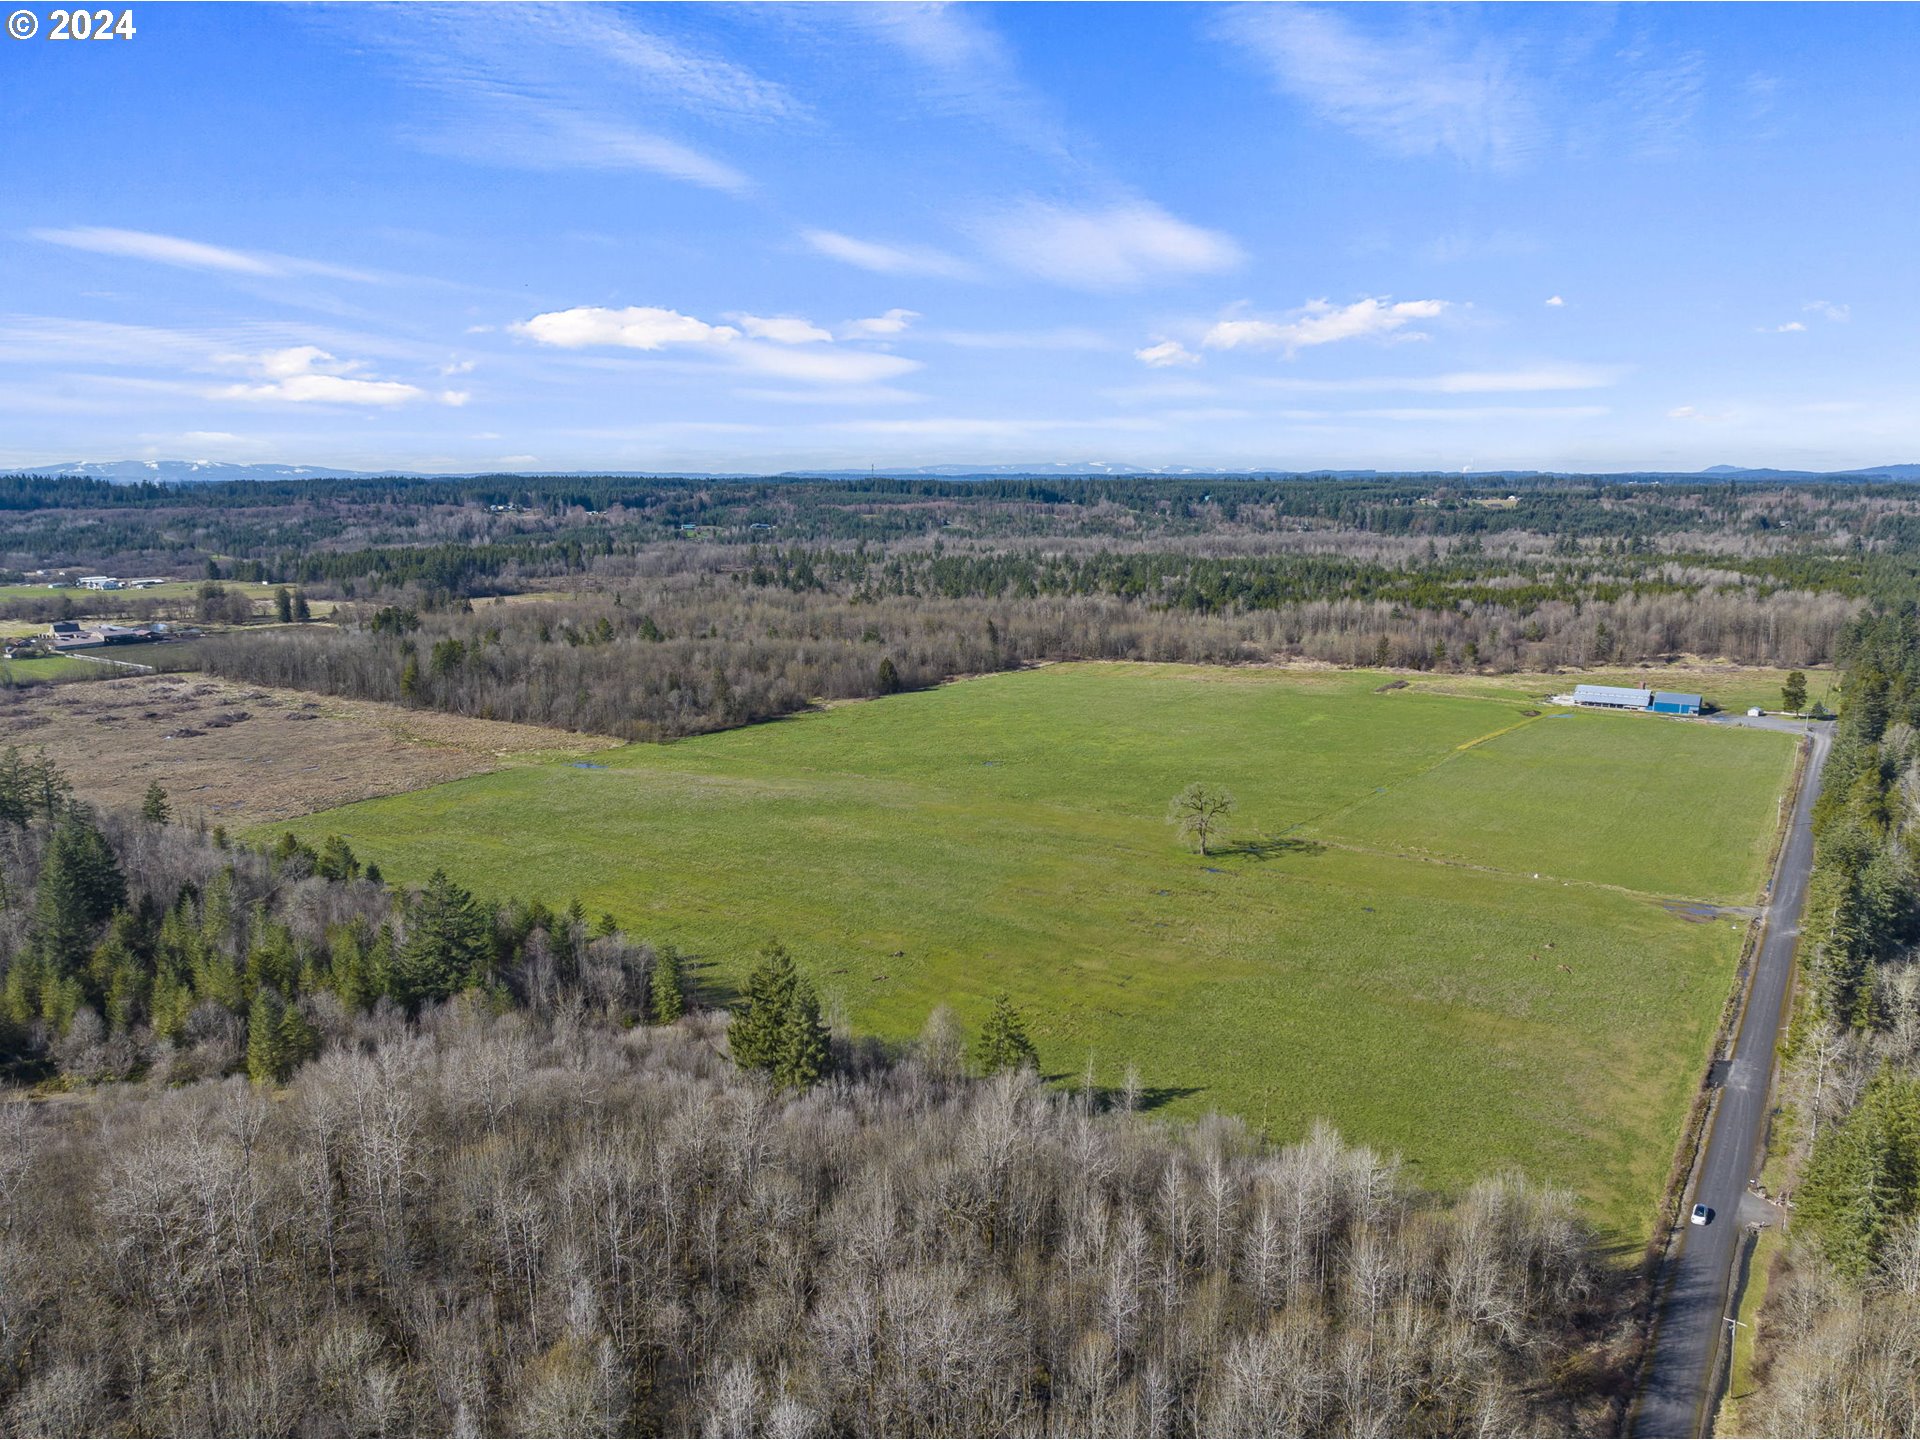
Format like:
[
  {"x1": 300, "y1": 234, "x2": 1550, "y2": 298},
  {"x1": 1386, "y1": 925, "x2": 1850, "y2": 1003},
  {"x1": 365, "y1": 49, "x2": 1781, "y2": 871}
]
[
  {"x1": 1668, "y1": 405, "x2": 1699, "y2": 419},
  {"x1": 32, "y1": 226, "x2": 377, "y2": 282},
  {"x1": 1213, "y1": 5, "x2": 1540, "y2": 167},
  {"x1": 1770, "y1": 321, "x2": 1807, "y2": 334},
  {"x1": 215, "y1": 347, "x2": 428, "y2": 407},
  {"x1": 733, "y1": 314, "x2": 833, "y2": 345},
  {"x1": 1803, "y1": 300, "x2": 1850, "y2": 322},
  {"x1": 512, "y1": 303, "x2": 921, "y2": 386},
  {"x1": 1545, "y1": 295, "x2": 1566, "y2": 307},
  {"x1": 839, "y1": 308, "x2": 920, "y2": 339},
  {"x1": 1205, "y1": 297, "x2": 1449, "y2": 352},
  {"x1": 979, "y1": 201, "x2": 1242, "y2": 290},
  {"x1": 1135, "y1": 340, "x2": 1201, "y2": 368},
  {"x1": 439, "y1": 390, "x2": 471, "y2": 407},
  {"x1": 511, "y1": 305, "x2": 740, "y2": 351},
  {"x1": 802, "y1": 229, "x2": 976, "y2": 279}
]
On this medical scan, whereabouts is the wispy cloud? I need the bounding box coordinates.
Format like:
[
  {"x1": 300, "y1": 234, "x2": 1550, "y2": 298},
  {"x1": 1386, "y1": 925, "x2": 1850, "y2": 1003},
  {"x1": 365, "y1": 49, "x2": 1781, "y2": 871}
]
[
  {"x1": 1214, "y1": 5, "x2": 1541, "y2": 167},
  {"x1": 1803, "y1": 300, "x2": 1851, "y2": 322},
  {"x1": 977, "y1": 201, "x2": 1242, "y2": 290},
  {"x1": 1281, "y1": 405, "x2": 1610, "y2": 423},
  {"x1": 930, "y1": 327, "x2": 1111, "y2": 351},
  {"x1": 1205, "y1": 297, "x2": 1449, "y2": 353},
  {"x1": 732, "y1": 314, "x2": 833, "y2": 345},
  {"x1": 1256, "y1": 364, "x2": 1623, "y2": 393},
  {"x1": 839, "y1": 309, "x2": 919, "y2": 339},
  {"x1": 334, "y1": 3, "x2": 787, "y2": 194},
  {"x1": 1545, "y1": 295, "x2": 1566, "y2": 307},
  {"x1": 825, "y1": 2, "x2": 1076, "y2": 166},
  {"x1": 802, "y1": 229, "x2": 977, "y2": 280},
  {"x1": 1136, "y1": 340, "x2": 1202, "y2": 369},
  {"x1": 33, "y1": 227, "x2": 378, "y2": 282}
]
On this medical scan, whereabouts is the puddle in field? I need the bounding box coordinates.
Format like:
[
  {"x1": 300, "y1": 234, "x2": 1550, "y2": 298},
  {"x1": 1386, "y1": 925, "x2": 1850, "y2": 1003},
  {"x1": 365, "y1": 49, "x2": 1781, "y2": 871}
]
[{"x1": 1663, "y1": 901, "x2": 1735, "y2": 923}]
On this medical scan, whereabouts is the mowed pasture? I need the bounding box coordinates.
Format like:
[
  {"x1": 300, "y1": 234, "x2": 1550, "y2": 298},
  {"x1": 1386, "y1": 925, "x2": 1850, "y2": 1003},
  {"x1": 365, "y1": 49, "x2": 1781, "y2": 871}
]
[{"x1": 276, "y1": 663, "x2": 1798, "y2": 1234}]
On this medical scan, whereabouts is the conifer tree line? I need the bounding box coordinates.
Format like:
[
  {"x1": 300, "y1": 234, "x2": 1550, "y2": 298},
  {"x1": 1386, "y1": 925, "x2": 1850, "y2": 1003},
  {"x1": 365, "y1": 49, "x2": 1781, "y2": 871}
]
[
  {"x1": 1737, "y1": 604, "x2": 1920, "y2": 1434},
  {"x1": 0, "y1": 749, "x2": 683, "y2": 1087}
]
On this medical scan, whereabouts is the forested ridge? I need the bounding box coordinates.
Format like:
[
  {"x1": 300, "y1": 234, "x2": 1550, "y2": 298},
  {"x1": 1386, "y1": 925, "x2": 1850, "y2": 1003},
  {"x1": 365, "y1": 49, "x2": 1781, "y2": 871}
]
[{"x1": 0, "y1": 756, "x2": 1634, "y2": 1437}]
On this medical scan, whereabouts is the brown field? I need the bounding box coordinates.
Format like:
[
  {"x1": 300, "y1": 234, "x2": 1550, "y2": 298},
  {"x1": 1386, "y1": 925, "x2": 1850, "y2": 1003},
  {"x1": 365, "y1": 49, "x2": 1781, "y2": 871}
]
[{"x1": 0, "y1": 673, "x2": 618, "y2": 823}]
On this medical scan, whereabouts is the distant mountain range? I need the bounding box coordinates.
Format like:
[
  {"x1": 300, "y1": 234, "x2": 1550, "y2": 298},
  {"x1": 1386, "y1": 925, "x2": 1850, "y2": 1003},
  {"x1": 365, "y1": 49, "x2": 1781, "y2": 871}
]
[{"x1": 13, "y1": 458, "x2": 1920, "y2": 484}]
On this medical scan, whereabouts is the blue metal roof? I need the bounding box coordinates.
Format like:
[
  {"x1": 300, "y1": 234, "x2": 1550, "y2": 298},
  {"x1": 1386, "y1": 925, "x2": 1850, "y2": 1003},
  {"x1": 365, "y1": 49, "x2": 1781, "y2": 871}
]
[{"x1": 1652, "y1": 691, "x2": 1703, "y2": 708}]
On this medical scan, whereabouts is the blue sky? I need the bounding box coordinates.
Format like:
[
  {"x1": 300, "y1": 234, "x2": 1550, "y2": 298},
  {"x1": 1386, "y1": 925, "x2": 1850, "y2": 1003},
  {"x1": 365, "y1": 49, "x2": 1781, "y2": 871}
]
[{"x1": 3, "y1": 2, "x2": 1918, "y2": 474}]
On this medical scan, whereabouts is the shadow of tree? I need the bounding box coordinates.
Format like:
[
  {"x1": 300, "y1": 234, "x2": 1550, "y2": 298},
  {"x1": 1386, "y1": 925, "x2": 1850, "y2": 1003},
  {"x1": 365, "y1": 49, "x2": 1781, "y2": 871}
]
[{"x1": 1215, "y1": 835, "x2": 1327, "y2": 861}]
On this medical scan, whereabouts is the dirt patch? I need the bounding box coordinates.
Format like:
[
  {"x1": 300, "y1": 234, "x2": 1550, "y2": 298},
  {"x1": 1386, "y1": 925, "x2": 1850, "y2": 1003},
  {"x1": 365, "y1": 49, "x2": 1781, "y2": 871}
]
[
  {"x1": 0, "y1": 674, "x2": 621, "y2": 823},
  {"x1": 1374, "y1": 679, "x2": 1409, "y2": 692}
]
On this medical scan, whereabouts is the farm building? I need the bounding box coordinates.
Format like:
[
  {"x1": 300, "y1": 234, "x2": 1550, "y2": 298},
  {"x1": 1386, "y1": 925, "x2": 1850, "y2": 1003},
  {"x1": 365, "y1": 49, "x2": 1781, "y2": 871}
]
[
  {"x1": 1650, "y1": 691, "x2": 1703, "y2": 716},
  {"x1": 1571, "y1": 684, "x2": 1653, "y2": 711},
  {"x1": 76, "y1": 575, "x2": 121, "y2": 590},
  {"x1": 1560, "y1": 683, "x2": 1705, "y2": 717}
]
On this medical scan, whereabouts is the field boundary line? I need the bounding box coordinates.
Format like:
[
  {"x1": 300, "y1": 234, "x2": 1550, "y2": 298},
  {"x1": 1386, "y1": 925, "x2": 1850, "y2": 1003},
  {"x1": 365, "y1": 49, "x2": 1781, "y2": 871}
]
[{"x1": 1452, "y1": 714, "x2": 1544, "y2": 751}]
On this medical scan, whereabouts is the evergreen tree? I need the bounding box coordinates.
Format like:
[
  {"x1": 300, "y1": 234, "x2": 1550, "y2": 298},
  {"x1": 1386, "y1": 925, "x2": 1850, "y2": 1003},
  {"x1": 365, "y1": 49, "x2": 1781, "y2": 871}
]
[
  {"x1": 292, "y1": 589, "x2": 312, "y2": 622},
  {"x1": 973, "y1": 993, "x2": 1039, "y2": 1075},
  {"x1": 315, "y1": 834, "x2": 361, "y2": 881},
  {"x1": 650, "y1": 945, "x2": 685, "y2": 1023},
  {"x1": 274, "y1": 587, "x2": 294, "y2": 624},
  {"x1": 1782, "y1": 670, "x2": 1809, "y2": 713},
  {"x1": 140, "y1": 782, "x2": 171, "y2": 825},
  {"x1": 1797, "y1": 1068, "x2": 1920, "y2": 1278},
  {"x1": 730, "y1": 941, "x2": 800, "y2": 1071},
  {"x1": 877, "y1": 657, "x2": 902, "y2": 694},
  {"x1": 247, "y1": 988, "x2": 287, "y2": 1084},
  {"x1": 31, "y1": 813, "x2": 126, "y2": 979},
  {"x1": 775, "y1": 979, "x2": 830, "y2": 1091},
  {"x1": 397, "y1": 870, "x2": 493, "y2": 1010}
]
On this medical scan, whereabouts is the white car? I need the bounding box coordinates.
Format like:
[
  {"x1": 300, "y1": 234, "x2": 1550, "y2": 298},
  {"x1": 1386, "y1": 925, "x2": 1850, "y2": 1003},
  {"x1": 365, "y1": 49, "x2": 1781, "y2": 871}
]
[{"x1": 1690, "y1": 1203, "x2": 1712, "y2": 1226}]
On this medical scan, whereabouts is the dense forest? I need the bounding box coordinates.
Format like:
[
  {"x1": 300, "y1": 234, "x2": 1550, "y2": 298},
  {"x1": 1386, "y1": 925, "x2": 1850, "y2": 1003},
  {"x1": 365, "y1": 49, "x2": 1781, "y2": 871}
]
[
  {"x1": 0, "y1": 754, "x2": 1631, "y2": 1437},
  {"x1": 1738, "y1": 605, "x2": 1920, "y2": 1435}
]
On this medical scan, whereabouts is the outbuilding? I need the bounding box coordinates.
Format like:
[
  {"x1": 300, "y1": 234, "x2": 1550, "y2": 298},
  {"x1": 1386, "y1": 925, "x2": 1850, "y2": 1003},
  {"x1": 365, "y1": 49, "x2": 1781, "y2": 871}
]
[
  {"x1": 1571, "y1": 683, "x2": 1653, "y2": 711},
  {"x1": 1650, "y1": 691, "x2": 1704, "y2": 716}
]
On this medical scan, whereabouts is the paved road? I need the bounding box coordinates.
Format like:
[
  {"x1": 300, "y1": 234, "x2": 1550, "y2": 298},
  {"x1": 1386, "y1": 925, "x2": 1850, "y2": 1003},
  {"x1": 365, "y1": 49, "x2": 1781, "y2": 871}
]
[{"x1": 1631, "y1": 716, "x2": 1832, "y2": 1438}]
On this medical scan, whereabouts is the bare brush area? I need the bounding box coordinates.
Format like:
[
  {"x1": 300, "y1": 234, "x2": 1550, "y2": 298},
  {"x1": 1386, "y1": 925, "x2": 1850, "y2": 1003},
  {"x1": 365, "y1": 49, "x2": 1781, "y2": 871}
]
[{"x1": 0, "y1": 673, "x2": 620, "y2": 823}]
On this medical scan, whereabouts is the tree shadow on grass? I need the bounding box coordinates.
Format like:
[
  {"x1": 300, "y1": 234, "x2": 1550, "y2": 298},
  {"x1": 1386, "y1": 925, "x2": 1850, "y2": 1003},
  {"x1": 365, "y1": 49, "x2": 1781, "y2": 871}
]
[
  {"x1": 1215, "y1": 835, "x2": 1327, "y2": 861},
  {"x1": 1043, "y1": 1076, "x2": 1206, "y2": 1113}
]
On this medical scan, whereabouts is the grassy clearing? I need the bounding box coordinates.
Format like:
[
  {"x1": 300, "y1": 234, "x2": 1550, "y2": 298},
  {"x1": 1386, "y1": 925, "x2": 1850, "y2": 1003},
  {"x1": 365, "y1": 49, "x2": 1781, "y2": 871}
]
[
  {"x1": 1313, "y1": 705, "x2": 1790, "y2": 900},
  {"x1": 273, "y1": 663, "x2": 1796, "y2": 1236},
  {"x1": 0, "y1": 655, "x2": 105, "y2": 685}
]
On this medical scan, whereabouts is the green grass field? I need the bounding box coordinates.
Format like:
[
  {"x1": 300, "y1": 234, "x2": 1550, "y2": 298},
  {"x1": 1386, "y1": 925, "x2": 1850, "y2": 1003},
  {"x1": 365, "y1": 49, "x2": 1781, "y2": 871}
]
[
  {"x1": 0, "y1": 655, "x2": 105, "y2": 685},
  {"x1": 273, "y1": 663, "x2": 1798, "y2": 1235}
]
